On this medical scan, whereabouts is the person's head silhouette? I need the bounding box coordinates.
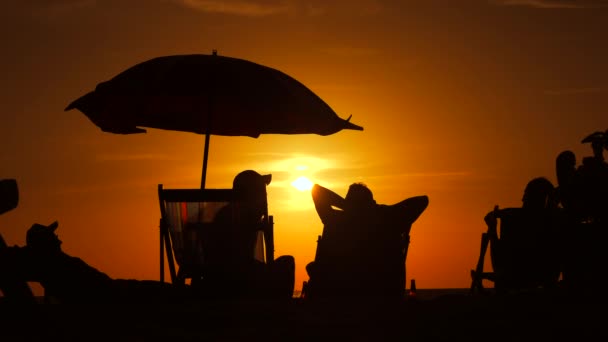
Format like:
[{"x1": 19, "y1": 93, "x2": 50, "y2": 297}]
[
  {"x1": 345, "y1": 182, "x2": 375, "y2": 211},
  {"x1": 556, "y1": 150, "x2": 576, "y2": 171},
  {"x1": 233, "y1": 170, "x2": 271, "y2": 193},
  {"x1": 522, "y1": 177, "x2": 554, "y2": 210},
  {"x1": 556, "y1": 150, "x2": 576, "y2": 185},
  {"x1": 26, "y1": 221, "x2": 62, "y2": 254},
  {"x1": 232, "y1": 170, "x2": 272, "y2": 220}
]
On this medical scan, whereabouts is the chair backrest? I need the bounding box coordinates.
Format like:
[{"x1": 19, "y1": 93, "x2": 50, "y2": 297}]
[
  {"x1": 307, "y1": 215, "x2": 413, "y2": 299},
  {"x1": 491, "y1": 207, "x2": 562, "y2": 291},
  {"x1": 158, "y1": 185, "x2": 274, "y2": 285}
]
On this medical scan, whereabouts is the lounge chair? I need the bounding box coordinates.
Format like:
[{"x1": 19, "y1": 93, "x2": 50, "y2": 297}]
[
  {"x1": 470, "y1": 207, "x2": 563, "y2": 294},
  {"x1": 304, "y1": 222, "x2": 413, "y2": 300},
  {"x1": 157, "y1": 184, "x2": 274, "y2": 287}
]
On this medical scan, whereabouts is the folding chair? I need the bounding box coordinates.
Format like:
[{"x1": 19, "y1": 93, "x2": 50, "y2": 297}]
[
  {"x1": 157, "y1": 184, "x2": 274, "y2": 286},
  {"x1": 304, "y1": 221, "x2": 414, "y2": 299},
  {"x1": 470, "y1": 207, "x2": 562, "y2": 294},
  {"x1": 470, "y1": 231, "x2": 492, "y2": 294}
]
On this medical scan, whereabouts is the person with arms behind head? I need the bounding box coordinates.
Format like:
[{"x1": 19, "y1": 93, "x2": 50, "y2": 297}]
[{"x1": 306, "y1": 182, "x2": 428, "y2": 299}]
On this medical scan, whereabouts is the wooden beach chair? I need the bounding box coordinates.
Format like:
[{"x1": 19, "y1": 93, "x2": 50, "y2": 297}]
[
  {"x1": 157, "y1": 185, "x2": 274, "y2": 286},
  {"x1": 304, "y1": 222, "x2": 413, "y2": 299},
  {"x1": 470, "y1": 207, "x2": 562, "y2": 294},
  {"x1": 470, "y1": 231, "x2": 492, "y2": 294}
]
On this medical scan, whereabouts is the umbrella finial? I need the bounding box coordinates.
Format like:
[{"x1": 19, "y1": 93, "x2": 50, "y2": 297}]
[{"x1": 212, "y1": 49, "x2": 218, "y2": 56}]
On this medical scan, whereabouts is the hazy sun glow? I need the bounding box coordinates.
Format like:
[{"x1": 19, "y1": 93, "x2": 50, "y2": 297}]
[{"x1": 291, "y1": 176, "x2": 313, "y2": 191}]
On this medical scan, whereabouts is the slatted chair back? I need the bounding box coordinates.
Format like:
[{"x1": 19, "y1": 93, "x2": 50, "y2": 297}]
[{"x1": 158, "y1": 185, "x2": 273, "y2": 285}]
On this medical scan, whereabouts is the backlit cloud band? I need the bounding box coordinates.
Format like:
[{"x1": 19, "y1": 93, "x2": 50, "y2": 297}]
[{"x1": 492, "y1": 0, "x2": 608, "y2": 9}]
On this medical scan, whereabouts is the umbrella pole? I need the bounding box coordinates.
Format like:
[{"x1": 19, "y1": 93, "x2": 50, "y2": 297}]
[
  {"x1": 200, "y1": 50, "x2": 218, "y2": 190},
  {"x1": 201, "y1": 132, "x2": 210, "y2": 189}
]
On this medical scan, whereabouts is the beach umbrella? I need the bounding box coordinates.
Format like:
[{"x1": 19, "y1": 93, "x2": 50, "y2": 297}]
[
  {"x1": 65, "y1": 51, "x2": 363, "y2": 188},
  {"x1": 581, "y1": 129, "x2": 608, "y2": 148}
]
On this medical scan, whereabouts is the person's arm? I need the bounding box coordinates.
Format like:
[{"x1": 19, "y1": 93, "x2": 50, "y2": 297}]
[
  {"x1": 484, "y1": 205, "x2": 504, "y2": 272},
  {"x1": 311, "y1": 184, "x2": 345, "y2": 224},
  {"x1": 484, "y1": 205, "x2": 500, "y2": 242},
  {"x1": 391, "y1": 195, "x2": 429, "y2": 225}
]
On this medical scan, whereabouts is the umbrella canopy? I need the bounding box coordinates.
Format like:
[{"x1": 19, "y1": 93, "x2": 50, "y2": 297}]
[
  {"x1": 581, "y1": 129, "x2": 608, "y2": 147},
  {"x1": 65, "y1": 52, "x2": 363, "y2": 187}
]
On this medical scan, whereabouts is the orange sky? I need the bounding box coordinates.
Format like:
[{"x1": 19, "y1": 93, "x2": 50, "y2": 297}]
[{"x1": 1, "y1": 0, "x2": 607, "y2": 294}]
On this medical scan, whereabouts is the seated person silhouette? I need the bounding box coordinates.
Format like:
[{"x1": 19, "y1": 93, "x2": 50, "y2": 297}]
[
  {"x1": 555, "y1": 132, "x2": 608, "y2": 226},
  {"x1": 484, "y1": 177, "x2": 563, "y2": 293},
  {"x1": 205, "y1": 170, "x2": 295, "y2": 299},
  {"x1": 555, "y1": 150, "x2": 578, "y2": 215},
  {"x1": 306, "y1": 182, "x2": 428, "y2": 299},
  {"x1": 2, "y1": 221, "x2": 191, "y2": 304},
  {"x1": 576, "y1": 130, "x2": 608, "y2": 225},
  {"x1": 555, "y1": 132, "x2": 608, "y2": 291}
]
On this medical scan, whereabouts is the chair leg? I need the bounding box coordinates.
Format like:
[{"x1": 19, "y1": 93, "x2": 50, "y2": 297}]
[{"x1": 470, "y1": 232, "x2": 490, "y2": 294}]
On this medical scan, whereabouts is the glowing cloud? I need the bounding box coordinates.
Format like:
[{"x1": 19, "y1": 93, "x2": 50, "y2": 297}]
[
  {"x1": 174, "y1": 0, "x2": 290, "y2": 16},
  {"x1": 491, "y1": 0, "x2": 607, "y2": 9}
]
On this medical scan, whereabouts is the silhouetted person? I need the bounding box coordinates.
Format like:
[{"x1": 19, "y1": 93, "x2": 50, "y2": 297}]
[
  {"x1": 24, "y1": 221, "x2": 114, "y2": 302},
  {"x1": 207, "y1": 170, "x2": 295, "y2": 299},
  {"x1": 558, "y1": 131, "x2": 608, "y2": 292},
  {"x1": 555, "y1": 150, "x2": 577, "y2": 213},
  {"x1": 576, "y1": 130, "x2": 608, "y2": 225},
  {"x1": 484, "y1": 177, "x2": 563, "y2": 293},
  {"x1": 582, "y1": 129, "x2": 608, "y2": 162},
  {"x1": 0, "y1": 179, "x2": 38, "y2": 304},
  {"x1": 4, "y1": 221, "x2": 190, "y2": 304},
  {"x1": 306, "y1": 182, "x2": 428, "y2": 299}
]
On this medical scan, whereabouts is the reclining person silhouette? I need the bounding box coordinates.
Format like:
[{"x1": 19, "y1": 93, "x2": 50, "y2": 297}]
[
  {"x1": 305, "y1": 182, "x2": 428, "y2": 299},
  {"x1": 205, "y1": 170, "x2": 295, "y2": 299},
  {"x1": 4, "y1": 221, "x2": 192, "y2": 304},
  {"x1": 0, "y1": 178, "x2": 39, "y2": 304}
]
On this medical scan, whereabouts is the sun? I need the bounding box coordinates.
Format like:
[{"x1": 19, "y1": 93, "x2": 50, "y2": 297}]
[{"x1": 291, "y1": 176, "x2": 313, "y2": 191}]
